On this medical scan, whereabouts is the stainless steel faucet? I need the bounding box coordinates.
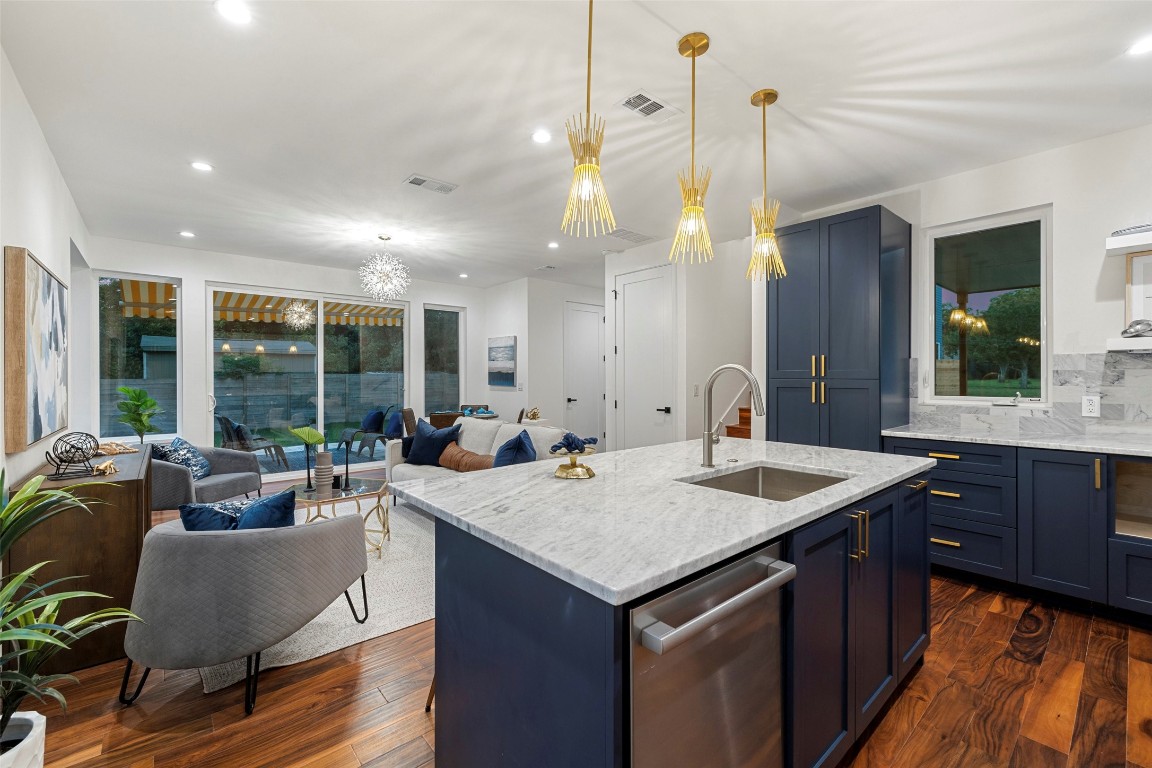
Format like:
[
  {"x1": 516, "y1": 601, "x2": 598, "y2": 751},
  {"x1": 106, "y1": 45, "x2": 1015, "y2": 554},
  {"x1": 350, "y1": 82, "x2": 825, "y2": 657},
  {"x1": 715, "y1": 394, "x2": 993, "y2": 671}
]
[{"x1": 702, "y1": 364, "x2": 766, "y2": 468}]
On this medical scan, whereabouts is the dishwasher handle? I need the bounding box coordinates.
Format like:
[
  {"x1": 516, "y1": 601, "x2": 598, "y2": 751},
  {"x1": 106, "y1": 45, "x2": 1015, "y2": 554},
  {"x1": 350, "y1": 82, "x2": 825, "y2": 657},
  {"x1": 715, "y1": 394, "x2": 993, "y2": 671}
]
[{"x1": 640, "y1": 558, "x2": 796, "y2": 656}]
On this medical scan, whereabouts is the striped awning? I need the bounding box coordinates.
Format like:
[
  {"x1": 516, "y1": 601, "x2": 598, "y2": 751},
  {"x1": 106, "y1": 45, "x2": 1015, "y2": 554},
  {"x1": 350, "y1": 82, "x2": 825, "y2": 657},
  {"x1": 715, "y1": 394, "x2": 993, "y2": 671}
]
[
  {"x1": 212, "y1": 291, "x2": 404, "y2": 327},
  {"x1": 119, "y1": 279, "x2": 177, "y2": 318}
]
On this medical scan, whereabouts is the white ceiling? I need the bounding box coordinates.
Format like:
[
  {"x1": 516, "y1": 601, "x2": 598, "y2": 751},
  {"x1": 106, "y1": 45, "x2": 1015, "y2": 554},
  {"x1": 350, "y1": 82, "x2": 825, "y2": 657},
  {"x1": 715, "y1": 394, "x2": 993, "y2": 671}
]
[{"x1": 3, "y1": 1, "x2": 1152, "y2": 289}]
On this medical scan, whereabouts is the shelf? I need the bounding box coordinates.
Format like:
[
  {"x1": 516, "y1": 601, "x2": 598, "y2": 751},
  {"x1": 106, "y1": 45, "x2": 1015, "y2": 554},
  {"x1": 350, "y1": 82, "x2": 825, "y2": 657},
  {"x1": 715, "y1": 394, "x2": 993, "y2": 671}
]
[
  {"x1": 1106, "y1": 231, "x2": 1152, "y2": 258},
  {"x1": 1107, "y1": 336, "x2": 1152, "y2": 353}
]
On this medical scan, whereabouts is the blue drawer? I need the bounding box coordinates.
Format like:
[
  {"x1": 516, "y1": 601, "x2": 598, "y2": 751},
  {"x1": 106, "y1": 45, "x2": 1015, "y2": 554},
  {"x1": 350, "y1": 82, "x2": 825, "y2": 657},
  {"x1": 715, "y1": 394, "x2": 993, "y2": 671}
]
[
  {"x1": 929, "y1": 514, "x2": 1017, "y2": 581},
  {"x1": 927, "y1": 469, "x2": 1017, "y2": 527},
  {"x1": 1109, "y1": 537, "x2": 1152, "y2": 614},
  {"x1": 886, "y1": 437, "x2": 1017, "y2": 477}
]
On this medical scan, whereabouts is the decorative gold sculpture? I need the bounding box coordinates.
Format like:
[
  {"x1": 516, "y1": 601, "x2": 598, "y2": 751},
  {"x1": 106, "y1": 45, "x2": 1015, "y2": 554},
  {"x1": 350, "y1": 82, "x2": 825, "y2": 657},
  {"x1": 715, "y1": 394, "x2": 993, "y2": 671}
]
[
  {"x1": 526, "y1": 406, "x2": 541, "y2": 421},
  {"x1": 552, "y1": 447, "x2": 596, "y2": 479},
  {"x1": 747, "y1": 88, "x2": 786, "y2": 280},
  {"x1": 93, "y1": 460, "x2": 119, "y2": 476}
]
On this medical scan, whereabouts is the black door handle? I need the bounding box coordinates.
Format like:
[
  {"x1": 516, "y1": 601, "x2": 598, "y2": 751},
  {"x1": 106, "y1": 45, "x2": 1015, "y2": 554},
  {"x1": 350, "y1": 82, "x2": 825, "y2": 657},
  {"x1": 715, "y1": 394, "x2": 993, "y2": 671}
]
[
  {"x1": 567, "y1": 397, "x2": 578, "y2": 403},
  {"x1": 657, "y1": 407, "x2": 671, "y2": 414}
]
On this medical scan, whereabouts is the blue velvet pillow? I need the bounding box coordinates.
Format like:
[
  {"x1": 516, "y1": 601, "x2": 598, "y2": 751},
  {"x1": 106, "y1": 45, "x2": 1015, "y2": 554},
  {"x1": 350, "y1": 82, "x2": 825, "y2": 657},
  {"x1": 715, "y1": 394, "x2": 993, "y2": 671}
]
[
  {"x1": 493, "y1": 430, "x2": 537, "y2": 468},
  {"x1": 179, "y1": 491, "x2": 296, "y2": 531},
  {"x1": 152, "y1": 437, "x2": 212, "y2": 480},
  {"x1": 406, "y1": 419, "x2": 460, "y2": 466},
  {"x1": 361, "y1": 410, "x2": 386, "y2": 433},
  {"x1": 384, "y1": 411, "x2": 403, "y2": 439}
]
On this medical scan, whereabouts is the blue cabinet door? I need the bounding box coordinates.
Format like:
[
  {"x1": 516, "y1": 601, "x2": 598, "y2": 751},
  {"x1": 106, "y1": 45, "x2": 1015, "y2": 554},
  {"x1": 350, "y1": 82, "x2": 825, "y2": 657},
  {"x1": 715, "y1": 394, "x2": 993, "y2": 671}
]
[
  {"x1": 821, "y1": 380, "x2": 881, "y2": 452},
  {"x1": 853, "y1": 490, "x2": 898, "y2": 726},
  {"x1": 820, "y1": 209, "x2": 879, "y2": 380},
  {"x1": 787, "y1": 510, "x2": 856, "y2": 768},
  {"x1": 1109, "y1": 537, "x2": 1152, "y2": 613},
  {"x1": 769, "y1": 379, "x2": 821, "y2": 446},
  {"x1": 897, "y1": 478, "x2": 929, "y2": 679},
  {"x1": 768, "y1": 222, "x2": 821, "y2": 380},
  {"x1": 1018, "y1": 448, "x2": 1108, "y2": 602}
]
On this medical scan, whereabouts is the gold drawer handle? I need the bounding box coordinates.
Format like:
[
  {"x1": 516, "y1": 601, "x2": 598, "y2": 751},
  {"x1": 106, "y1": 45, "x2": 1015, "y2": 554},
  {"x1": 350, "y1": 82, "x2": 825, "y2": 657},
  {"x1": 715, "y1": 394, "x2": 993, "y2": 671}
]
[
  {"x1": 928, "y1": 452, "x2": 960, "y2": 460},
  {"x1": 811, "y1": 382, "x2": 816, "y2": 404},
  {"x1": 811, "y1": 355, "x2": 816, "y2": 377},
  {"x1": 820, "y1": 381, "x2": 826, "y2": 404},
  {"x1": 1095, "y1": 458, "x2": 1101, "y2": 490},
  {"x1": 930, "y1": 490, "x2": 961, "y2": 499},
  {"x1": 930, "y1": 537, "x2": 962, "y2": 548},
  {"x1": 849, "y1": 513, "x2": 862, "y2": 561},
  {"x1": 905, "y1": 480, "x2": 928, "y2": 490}
]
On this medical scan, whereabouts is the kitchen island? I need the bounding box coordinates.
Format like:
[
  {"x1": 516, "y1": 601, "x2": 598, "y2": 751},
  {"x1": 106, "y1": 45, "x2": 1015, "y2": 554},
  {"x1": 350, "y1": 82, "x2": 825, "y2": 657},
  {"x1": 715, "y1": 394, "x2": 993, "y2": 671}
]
[{"x1": 392, "y1": 438, "x2": 934, "y2": 767}]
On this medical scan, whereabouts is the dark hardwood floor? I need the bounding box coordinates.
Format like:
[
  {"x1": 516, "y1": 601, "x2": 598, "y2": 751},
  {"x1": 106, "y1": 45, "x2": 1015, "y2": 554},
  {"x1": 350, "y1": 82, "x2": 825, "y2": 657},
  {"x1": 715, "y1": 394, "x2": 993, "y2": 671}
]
[{"x1": 23, "y1": 557, "x2": 1152, "y2": 766}]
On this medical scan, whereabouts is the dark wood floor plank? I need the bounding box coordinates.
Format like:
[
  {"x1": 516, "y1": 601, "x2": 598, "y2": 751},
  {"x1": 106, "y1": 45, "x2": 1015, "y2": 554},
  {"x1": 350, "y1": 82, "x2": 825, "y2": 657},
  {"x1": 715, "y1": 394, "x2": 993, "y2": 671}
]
[
  {"x1": 1084, "y1": 632, "x2": 1130, "y2": 704},
  {"x1": 1018, "y1": 652, "x2": 1084, "y2": 753},
  {"x1": 950, "y1": 612, "x2": 1019, "y2": 688},
  {"x1": 1130, "y1": 658, "x2": 1152, "y2": 768},
  {"x1": 848, "y1": 663, "x2": 949, "y2": 767},
  {"x1": 1070, "y1": 693, "x2": 1126, "y2": 768},
  {"x1": 1008, "y1": 735, "x2": 1068, "y2": 768},
  {"x1": 988, "y1": 592, "x2": 1030, "y2": 622},
  {"x1": 1047, "y1": 608, "x2": 1092, "y2": 662},
  {"x1": 1005, "y1": 602, "x2": 1057, "y2": 665},
  {"x1": 1131, "y1": 627, "x2": 1152, "y2": 665},
  {"x1": 966, "y1": 655, "x2": 1040, "y2": 760},
  {"x1": 359, "y1": 736, "x2": 436, "y2": 768}
]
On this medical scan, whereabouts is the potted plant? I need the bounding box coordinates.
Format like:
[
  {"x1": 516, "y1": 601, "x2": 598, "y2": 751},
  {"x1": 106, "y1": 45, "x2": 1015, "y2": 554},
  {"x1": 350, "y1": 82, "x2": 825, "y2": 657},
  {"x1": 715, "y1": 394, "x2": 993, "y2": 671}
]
[
  {"x1": 115, "y1": 386, "x2": 163, "y2": 444},
  {"x1": 289, "y1": 426, "x2": 328, "y2": 490},
  {"x1": 0, "y1": 471, "x2": 139, "y2": 765}
]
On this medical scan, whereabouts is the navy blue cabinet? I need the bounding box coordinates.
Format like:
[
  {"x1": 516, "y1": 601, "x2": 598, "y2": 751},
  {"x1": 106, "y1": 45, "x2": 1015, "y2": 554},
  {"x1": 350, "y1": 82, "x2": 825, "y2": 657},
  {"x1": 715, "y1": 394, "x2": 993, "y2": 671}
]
[
  {"x1": 1018, "y1": 448, "x2": 1108, "y2": 602},
  {"x1": 767, "y1": 206, "x2": 909, "y2": 452},
  {"x1": 787, "y1": 487, "x2": 915, "y2": 768}
]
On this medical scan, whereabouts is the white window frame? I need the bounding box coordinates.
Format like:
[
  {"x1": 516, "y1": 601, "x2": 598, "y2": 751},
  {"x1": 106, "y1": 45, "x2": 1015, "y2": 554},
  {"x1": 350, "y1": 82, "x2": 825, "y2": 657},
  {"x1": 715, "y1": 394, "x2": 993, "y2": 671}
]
[
  {"x1": 423, "y1": 303, "x2": 467, "y2": 414},
  {"x1": 95, "y1": 271, "x2": 183, "y2": 441},
  {"x1": 922, "y1": 205, "x2": 1052, "y2": 407}
]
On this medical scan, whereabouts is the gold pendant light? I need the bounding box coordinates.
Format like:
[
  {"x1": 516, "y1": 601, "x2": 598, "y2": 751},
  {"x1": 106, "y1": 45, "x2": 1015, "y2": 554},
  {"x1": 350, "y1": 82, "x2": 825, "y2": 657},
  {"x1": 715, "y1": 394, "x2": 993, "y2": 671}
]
[
  {"x1": 561, "y1": 0, "x2": 615, "y2": 237},
  {"x1": 670, "y1": 32, "x2": 713, "y2": 264},
  {"x1": 747, "y1": 88, "x2": 786, "y2": 280}
]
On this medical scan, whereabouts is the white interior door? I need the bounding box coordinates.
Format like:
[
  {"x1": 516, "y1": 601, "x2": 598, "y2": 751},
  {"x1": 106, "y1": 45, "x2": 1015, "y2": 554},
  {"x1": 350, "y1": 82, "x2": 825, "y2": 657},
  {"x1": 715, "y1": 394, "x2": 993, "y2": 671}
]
[
  {"x1": 563, "y1": 302, "x2": 605, "y2": 440},
  {"x1": 616, "y1": 265, "x2": 675, "y2": 449}
]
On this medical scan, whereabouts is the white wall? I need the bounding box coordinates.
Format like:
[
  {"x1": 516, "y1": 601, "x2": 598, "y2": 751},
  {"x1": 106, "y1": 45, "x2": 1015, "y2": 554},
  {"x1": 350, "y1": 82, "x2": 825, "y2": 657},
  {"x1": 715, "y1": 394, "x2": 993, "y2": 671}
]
[
  {"x1": 525, "y1": 278, "x2": 602, "y2": 429},
  {"x1": 0, "y1": 50, "x2": 93, "y2": 482},
  {"x1": 481, "y1": 278, "x2": 528, "y2": 419}
]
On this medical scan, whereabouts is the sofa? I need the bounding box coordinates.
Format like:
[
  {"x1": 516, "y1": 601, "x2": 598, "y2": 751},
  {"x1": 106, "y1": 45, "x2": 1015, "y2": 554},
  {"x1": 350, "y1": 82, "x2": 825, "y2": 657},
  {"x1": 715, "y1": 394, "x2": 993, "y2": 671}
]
[
  {"x1": 151, "y1": 446, "x2": 263, "y2": 511},
  {"x1": 387, "y1": 417, "x2": 567, "y2": 483}
]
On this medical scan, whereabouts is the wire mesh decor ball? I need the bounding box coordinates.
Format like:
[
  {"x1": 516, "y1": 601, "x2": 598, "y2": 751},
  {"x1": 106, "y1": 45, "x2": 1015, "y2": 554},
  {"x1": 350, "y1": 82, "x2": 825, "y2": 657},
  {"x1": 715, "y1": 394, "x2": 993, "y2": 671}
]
[{"x1": 46, "y1": 432, "x2": 100, "y2": 479}]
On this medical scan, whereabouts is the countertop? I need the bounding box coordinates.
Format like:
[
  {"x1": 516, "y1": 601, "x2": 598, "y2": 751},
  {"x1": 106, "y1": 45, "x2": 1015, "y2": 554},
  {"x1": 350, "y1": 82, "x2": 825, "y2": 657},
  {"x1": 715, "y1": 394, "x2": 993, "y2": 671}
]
[
  {"x1": 882, "y1": 424, "x2": 1152, "y2": 458},
  {"x1": 391, "y1": 439, "x2": 933, "y2": 605}
]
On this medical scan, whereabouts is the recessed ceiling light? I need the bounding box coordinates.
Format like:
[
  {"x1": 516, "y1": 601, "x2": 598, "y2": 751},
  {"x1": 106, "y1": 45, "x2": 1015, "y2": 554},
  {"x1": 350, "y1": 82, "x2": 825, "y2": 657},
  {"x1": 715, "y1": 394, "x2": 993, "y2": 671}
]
[
  {"x1": 179, "y1": 231, "x2": 195, "y2": 238},
  {"x1": 214, "y1": 0, "x2": 251, "y2": 24},
  {"x1": 532, "y1": 129, "x2": 552, "y2": 144},
  {"x1": 548, "y1": 242, "x2": 559, "y2": 249},
  {"x1": 1129, "y1": 35, "x2": 1152, "y2": 55},
  {"x1": 459, "y1": 273, "x2": 469, "y2": 279},
  {"x1": 191, "y1": 161, "x2": 214, "y2": 172},
  {"x1": 378, "y1": 234, "x2": 392, "y2": 241}
]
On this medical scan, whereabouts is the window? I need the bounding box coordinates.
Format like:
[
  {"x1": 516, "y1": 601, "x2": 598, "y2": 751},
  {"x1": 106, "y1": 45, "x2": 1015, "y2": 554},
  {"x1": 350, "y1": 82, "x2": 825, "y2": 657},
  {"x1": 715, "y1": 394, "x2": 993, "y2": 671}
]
[
  {"x1": 929, "y1": 211, "x2": 1047, "y2": 401},
  {"x1": 322, "y1": 300, "x2": 405, "y2": 444},
  {"x1": 424, "y1": 306, "x2": 462, "y2": 414},
  {"x1": 98, "y1": 277, "x2": 179, "y2": 438}
]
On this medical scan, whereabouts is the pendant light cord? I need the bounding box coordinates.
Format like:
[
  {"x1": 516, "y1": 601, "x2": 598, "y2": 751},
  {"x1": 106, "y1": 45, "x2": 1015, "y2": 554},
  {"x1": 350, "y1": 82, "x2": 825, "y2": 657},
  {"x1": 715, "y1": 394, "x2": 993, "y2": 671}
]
[
  {"x1": 761, "y1": 103, "x2": 767, "y2": 206},
  {"x1": 690, "y1": 48, "x2": 696, "y2": 189},
  {"x1": 585, "y1": 0, "x2": 593, "y2": 133}
]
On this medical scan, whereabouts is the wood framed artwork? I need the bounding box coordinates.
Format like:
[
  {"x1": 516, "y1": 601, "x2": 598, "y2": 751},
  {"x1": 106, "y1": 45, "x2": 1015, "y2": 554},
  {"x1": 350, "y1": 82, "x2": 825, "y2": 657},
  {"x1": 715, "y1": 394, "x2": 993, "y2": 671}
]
[
  {"x1": 5, "y1": 246, "x2": 69, "y2": 453},
  {"x1": 487, "y1": 335, "x2": 517, "y2": 387}
]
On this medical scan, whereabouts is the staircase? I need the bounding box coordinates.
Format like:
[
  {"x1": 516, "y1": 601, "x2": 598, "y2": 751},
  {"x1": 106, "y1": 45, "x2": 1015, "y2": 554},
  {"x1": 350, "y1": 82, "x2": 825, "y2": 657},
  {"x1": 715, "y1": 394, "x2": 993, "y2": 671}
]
[{"x1": 726, "y1": 406, "x2": 752, "y2": 439}]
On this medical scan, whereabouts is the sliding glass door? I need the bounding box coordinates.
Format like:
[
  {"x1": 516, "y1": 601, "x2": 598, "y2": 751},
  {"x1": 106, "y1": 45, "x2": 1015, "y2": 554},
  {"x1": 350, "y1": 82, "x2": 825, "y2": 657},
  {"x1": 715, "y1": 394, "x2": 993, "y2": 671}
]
[{"x1": 322, "y1": 300, "x2": 405, "y2": 445}]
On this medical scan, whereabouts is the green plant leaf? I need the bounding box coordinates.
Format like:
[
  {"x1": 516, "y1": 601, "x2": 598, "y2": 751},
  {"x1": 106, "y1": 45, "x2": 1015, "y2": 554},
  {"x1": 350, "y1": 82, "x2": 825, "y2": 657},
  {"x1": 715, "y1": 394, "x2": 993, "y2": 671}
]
[{"x1": 289, "y1": 426, "x2": 326, "y2": 445}]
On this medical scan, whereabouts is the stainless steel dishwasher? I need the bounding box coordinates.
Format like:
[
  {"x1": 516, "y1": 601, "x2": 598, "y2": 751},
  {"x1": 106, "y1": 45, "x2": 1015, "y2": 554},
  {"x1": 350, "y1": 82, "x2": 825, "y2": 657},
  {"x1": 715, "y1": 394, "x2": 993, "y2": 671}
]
[{"x1": 630, "y1": 542, "x2": 795, "y2": 768}]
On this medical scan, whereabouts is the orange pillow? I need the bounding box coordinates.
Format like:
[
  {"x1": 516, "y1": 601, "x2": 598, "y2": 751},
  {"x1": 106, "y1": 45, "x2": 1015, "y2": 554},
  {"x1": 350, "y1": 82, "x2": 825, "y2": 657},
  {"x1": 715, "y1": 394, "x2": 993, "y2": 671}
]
[{"x1": 438, "y1": 442, "x2": 495, "y2": 473}]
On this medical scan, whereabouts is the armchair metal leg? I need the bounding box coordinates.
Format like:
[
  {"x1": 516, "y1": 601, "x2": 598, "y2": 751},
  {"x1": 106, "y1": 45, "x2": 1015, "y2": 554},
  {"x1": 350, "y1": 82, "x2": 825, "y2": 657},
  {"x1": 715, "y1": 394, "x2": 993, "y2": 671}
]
[
  {"x1": 244, "y1": 652, "x2": 262, "y2": 715},
  {"x1": 425, "y1": 674, "x2": 436, "y2": 712},
  {"x1": 118, "y1": 659, "x2": 151, "y2": 706},
  {"x1": 344, "y1": 575, "x2": 368, "y2": 624}
]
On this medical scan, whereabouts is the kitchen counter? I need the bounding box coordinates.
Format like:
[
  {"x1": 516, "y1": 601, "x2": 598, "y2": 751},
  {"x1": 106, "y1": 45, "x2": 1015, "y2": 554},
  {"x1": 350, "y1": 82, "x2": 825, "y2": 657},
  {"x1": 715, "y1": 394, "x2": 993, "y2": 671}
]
[
  {"x1": 883, "y1": 424, "x2": 1152, "y2": 458},
  {"x1": 391, "y1": 438, "x2": 933, "y2": 605}
]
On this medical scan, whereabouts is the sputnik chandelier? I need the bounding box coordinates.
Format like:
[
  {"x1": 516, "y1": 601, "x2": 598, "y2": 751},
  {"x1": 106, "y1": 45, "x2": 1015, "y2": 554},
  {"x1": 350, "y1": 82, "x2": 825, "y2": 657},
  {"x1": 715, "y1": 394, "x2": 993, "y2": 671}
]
[
  {"x1": 747, "y1": 88, "x2": 786, "y2": 280},
  {"x1": 561, "y1": 0, "x2": 616, "y2": 237},
  {"x1": 359, "y1": 251, "x2": 411, "y2": 301},
  {"x1": 283, "y1": 299, "x2": 315, "y2": 330},
  {"x1": 670, "y1": 32, "x2": 713, "y2": 264}
]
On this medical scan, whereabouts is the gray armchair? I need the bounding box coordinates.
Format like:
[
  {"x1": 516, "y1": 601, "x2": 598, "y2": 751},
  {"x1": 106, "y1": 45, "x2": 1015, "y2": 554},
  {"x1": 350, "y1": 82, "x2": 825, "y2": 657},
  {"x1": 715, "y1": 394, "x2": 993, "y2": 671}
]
[
  {"x1": 151, "y1": 446, "x2": 262, "y2": 511},
  {"x1": 118, "y1": 514, "x2": 368, "y2": 714}
]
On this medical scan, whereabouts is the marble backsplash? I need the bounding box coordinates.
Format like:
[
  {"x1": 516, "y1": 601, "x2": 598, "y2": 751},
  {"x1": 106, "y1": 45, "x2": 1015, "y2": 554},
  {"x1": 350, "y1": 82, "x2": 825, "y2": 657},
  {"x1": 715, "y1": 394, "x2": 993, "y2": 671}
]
[{"x1": 907, "y1": 352, "x2": 1152, "y2": 440}]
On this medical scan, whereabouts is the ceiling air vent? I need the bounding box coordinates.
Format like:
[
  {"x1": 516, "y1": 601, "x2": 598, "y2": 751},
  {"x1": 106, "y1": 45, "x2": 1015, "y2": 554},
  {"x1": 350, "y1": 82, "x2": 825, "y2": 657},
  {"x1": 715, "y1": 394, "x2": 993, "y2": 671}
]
[
  {"x1": 618, "y1": 89, "x2": 683, "y2": 123},
  {"x1": 535, "y1": 265, "x2": 558, "y2": 271},
  {"x1": 403, "y1": 174, "x2": 458, "y2": 195},
  {"x1": 608, "y1": 228, "x2": 656, "y2": 244}
]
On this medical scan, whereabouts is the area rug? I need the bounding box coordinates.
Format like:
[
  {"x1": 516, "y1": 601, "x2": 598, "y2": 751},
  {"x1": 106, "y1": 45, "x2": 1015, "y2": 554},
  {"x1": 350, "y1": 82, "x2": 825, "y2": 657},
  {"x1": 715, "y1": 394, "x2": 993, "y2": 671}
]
[{"x1": 199, "y1": 499, "x2": 435, "y2": 692}]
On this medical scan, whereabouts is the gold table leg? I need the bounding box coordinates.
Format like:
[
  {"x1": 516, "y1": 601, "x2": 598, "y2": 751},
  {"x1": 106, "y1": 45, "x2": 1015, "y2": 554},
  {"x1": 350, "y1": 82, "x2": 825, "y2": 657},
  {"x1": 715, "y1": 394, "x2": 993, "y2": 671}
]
[{"x1": 359, "y1": 490, "x2": 390, "y2": 559}]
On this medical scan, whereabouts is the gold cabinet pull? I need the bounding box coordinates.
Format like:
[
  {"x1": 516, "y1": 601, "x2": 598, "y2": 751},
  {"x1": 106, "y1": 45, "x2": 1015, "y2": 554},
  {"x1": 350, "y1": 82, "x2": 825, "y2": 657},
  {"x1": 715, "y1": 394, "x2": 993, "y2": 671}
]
[
  {"x1": 905, "y1": 480, "x2": 928, "y2": 490},
  {"x1": 820, "y1": 381, "x2": 826, "y2": 404},
  {"x1": 928, "y1": 452, "x2": 960, "y2": 460},
  {"x1": 811, "y1": 355, "x2": 816, "y2": 377},
  {"x1": 1095, "y1": 458, "x2": 1102, "y2": 490},
  {"x1": 821, "y1": 355, "x2": 826, "y2": 377},
  {"x1": 862, "y1": 510, "x2": 870, "y2": 558},
  {"x1": 811, "y1": 382, "x2": 816, "y2": 403},
  {"x1": 848, "y1": 513, "x2": 862, "y2": 561},
  {"x1": 930, "y1": 537, "x2": 962, "y2": 548},
  {"x1": 930, "y1": 490, "x2": 961, "y2": 499}
]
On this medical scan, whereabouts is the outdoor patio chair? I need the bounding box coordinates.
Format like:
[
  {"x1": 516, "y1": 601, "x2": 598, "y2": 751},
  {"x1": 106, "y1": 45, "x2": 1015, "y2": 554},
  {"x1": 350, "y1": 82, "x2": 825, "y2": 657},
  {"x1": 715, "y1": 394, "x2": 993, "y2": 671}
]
[
  {"x1": 338, "y1": 406, "x2": 403, "y2": 460},
  {"x1": 215, "y1": 413, "x2": 289, "y2": 470}
]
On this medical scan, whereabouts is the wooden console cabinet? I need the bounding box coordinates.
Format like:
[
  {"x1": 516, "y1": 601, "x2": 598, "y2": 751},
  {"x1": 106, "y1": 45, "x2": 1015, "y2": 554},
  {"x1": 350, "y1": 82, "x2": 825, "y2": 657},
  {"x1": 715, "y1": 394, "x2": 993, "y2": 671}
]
[{"x1": 6, "y1": 451, "x2": 152, "y2": 673}]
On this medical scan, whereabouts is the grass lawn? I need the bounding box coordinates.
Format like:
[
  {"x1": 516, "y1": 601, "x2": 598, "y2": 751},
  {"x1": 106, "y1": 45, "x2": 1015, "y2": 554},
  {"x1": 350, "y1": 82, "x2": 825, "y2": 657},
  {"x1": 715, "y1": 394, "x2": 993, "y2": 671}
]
[{"x1": 962, "y1": 379, "x2": 1041, "y2": 398}]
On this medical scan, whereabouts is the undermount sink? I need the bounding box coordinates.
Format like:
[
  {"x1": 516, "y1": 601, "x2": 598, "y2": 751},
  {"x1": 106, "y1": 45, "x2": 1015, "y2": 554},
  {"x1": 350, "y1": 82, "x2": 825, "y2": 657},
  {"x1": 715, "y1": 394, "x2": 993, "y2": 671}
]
[{"x1": 684, "y1": 466, "x2": 846, "y2": 502}]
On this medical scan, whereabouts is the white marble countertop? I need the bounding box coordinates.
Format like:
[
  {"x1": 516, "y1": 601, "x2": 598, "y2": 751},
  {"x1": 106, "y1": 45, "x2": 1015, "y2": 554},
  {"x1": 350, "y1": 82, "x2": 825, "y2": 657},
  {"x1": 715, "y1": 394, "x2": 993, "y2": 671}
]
[
  {"x1": 391, "y1": 439, "x2": 933, "y2": 605},
  {"x1": 882, "y1": 424, "x2": 1152, "y2": 457}
]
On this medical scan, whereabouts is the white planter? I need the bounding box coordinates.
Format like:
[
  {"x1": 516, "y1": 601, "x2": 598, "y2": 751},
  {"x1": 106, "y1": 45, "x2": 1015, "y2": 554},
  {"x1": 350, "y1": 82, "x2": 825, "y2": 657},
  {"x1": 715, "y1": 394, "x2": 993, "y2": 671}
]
[
  {"x1": 314, "y1": 451, "x2": 334, "y2": 489},
  {"x1": 1, "y1": 711, "x2": 46, "y2": 768}
]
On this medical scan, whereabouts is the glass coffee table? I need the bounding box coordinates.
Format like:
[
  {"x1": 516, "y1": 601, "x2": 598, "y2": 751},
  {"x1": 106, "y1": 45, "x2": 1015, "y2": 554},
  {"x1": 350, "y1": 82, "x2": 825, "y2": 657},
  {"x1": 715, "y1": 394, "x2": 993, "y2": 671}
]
[{"x1": 285, "y1": 478, "x2": 390, "y2": 558}]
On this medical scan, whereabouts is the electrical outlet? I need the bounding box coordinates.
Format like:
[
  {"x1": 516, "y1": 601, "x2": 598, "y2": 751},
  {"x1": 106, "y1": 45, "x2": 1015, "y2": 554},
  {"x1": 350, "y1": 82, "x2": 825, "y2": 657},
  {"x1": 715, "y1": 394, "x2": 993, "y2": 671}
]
[{"x1": 1082, "y1": 395, "x2": 1100, "y2": 417}]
